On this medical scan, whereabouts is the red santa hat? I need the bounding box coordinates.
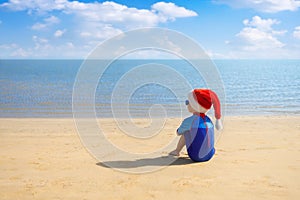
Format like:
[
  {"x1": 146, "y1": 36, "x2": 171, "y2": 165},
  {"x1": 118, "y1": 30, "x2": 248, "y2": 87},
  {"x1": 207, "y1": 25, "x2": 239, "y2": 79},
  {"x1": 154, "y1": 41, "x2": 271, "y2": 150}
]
[{"x1": 187, "y1": 89, "x2": 223, "y2": 130}]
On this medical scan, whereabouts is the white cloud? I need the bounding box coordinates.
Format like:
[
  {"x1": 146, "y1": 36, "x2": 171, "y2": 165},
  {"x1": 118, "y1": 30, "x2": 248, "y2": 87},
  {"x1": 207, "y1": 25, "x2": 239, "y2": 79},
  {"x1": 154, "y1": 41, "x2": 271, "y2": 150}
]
[
  {"x1": 0, "y1": 43, "x2": 19, "y2": 55},
  {"x1": 243, "y1": 16, "x2": 287, "y2": 35},
  {"x1": 32, "y1": 35, "x2": 51, "y2": 54},
  {"x1": 66, "y1": 42, "x2": 74, "y2": 48},
  {"x1": 242, "y1": 16, "x2": 279, "y2": 32},
  {"x1": 151, "y1": 2, "x2": 197, "y2": 21},
  {"x1": 66, "y1": 1, "x2": 160, "y2": 28},
  {"x1": 32, "y1": 35, "x2": 48, "y2": 43},
  {"x1": 31, "y1": 23, "x2": 47, "y2": 30},
  {"x1": 0, "y1": 1, "x2": 198, "y2": 58},
  {"x1": 0, "y1": 43, "x2": 17, "y2": 49},
  {"x1": 293, "y1": 26, "x2": 300, "y2": 39},
  {"x1": 0, "y1": 40, "x2": 86, "y2": 59},
  {"x1": 206, "y1": 49, "x2": 229, "y2": 59},
  {"x1": 2, "y1": 1, "x2": 197, "y2": 28},
  {"x1": 79, "y1": 22, "x2": 123, "y2": 41},
  {"x1": 54, "y1": 29, "x2": 66, "y2": 37},
  {"x1": 44, "y1": 15, "x2": 60, "y2": 24},
  {"x1": 236, "y1": 16, "x2": 286, "y2": 51},
  {"x1": 214, "y1": 15, "x2": 298, "y2": 58},
  {"x1": 11, "y1": 48, "x2": 31, "y2": 57},
  {"x1": 31, "y1": 15, "x2": 60, "y2": 30},
  {"x1": 0, "y1": 0, "x2": 67, "y2": 12},
  {"x1": 214, "y1": 0, "x2": 300, "y2": 13},
  {"x1": 0, "y1": 43, "x2": 32, "y2": 58},
  {"x1": 63, "y1": 1, "x2": 197, "y2": 40},
  {"x1": 80, "y1": 32, "x2": 91, "y2": 38},
  {"x1": 237, "y1": 28, "x2": 284, "y2": 50}
]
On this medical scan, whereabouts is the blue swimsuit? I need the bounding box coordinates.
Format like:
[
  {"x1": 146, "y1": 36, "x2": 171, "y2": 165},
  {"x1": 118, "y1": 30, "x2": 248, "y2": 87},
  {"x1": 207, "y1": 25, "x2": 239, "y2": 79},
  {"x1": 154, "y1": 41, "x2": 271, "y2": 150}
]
[{"x1": 177, "y1": 114, "x2": 215, "y2": 162}]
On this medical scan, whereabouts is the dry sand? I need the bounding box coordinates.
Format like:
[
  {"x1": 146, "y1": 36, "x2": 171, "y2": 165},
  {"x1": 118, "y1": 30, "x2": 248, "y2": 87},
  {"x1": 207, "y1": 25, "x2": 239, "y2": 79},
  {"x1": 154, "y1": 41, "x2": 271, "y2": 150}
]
[{"x1": 0, "y1": 116, "x2": 300, "y2": 199}]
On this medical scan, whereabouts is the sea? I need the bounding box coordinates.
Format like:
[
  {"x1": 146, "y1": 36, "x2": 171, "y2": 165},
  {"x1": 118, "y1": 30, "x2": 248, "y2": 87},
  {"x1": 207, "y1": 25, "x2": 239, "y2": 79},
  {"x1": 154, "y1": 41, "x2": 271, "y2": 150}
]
[{"x1": 0, "y1": 59, "x2": 299, "y2": 118}]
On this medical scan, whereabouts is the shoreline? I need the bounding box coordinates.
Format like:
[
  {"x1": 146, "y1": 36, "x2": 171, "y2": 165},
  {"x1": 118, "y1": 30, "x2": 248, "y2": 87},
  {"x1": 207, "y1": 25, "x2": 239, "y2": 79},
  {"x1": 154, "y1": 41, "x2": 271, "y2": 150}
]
[
  {"x1": 0, "y1": 113, "x2": 299, "y2": 118},
  {"x1": 1, "y1": 116, "x2": 299, "y2": 199}
]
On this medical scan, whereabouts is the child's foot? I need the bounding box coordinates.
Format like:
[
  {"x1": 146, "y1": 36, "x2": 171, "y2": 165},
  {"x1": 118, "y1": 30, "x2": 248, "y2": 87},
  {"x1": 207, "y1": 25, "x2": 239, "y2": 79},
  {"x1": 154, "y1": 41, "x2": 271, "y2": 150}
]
[{"x1": 169, "y1": 150, "x2": 179, "y2": 156}]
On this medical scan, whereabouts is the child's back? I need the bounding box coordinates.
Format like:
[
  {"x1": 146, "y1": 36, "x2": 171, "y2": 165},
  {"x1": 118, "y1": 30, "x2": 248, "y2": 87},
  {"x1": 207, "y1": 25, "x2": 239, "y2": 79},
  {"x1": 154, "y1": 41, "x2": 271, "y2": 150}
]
[{"x1": 184, "y1": 114, "x2": 215, "y2": 162}]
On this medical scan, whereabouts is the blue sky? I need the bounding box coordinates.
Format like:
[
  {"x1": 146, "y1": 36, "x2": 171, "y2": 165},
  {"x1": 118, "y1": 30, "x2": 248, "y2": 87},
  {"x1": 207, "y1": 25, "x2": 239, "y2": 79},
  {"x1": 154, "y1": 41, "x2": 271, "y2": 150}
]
[{"x1": 0, "y1": 0, "x2": 300, "y2": 59}]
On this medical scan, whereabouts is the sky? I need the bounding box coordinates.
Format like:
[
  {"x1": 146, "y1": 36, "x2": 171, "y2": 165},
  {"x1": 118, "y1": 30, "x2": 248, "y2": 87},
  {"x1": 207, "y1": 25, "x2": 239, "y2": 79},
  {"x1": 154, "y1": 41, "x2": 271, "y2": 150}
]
[{"x1": 0, "y1": 0, "x2": 300, "y2": 59}]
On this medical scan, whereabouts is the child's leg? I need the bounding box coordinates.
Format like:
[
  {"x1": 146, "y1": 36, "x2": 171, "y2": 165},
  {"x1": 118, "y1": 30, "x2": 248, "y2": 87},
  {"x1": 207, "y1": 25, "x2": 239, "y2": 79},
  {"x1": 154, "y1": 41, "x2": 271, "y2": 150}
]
[{"x1": 169, "y1": 135, "x2": 185, "y2": 156}]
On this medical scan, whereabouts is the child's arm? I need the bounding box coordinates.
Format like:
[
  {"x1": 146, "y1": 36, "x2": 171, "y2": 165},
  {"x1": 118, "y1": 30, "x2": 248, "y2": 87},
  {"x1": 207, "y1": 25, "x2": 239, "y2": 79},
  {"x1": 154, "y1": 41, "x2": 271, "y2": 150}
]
[{"x1": 177, "y1": 116, "x2": 195, "y2": 135}]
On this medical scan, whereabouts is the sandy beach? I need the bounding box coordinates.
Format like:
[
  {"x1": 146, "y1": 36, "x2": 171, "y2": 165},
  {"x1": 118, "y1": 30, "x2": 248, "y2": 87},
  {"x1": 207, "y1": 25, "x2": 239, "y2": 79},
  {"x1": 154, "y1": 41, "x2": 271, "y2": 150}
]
[{"x1": 0, "y1": 116, "x2": 299, "y2": 200}]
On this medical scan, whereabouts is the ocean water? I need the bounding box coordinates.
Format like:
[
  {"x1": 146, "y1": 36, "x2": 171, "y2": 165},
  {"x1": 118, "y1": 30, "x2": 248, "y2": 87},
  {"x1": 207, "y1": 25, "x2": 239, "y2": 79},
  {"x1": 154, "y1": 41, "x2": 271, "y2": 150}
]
[{"x1": 0, "y1": 59, "x2": 299, "y2": 118}]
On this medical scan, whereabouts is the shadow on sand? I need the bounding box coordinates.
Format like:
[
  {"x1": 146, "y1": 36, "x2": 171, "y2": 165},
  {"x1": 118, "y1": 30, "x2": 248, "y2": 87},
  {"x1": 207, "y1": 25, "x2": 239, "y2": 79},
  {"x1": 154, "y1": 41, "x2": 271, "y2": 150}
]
[{"x1": 96, "y1": 156, "x2": 199, "y2": 169}]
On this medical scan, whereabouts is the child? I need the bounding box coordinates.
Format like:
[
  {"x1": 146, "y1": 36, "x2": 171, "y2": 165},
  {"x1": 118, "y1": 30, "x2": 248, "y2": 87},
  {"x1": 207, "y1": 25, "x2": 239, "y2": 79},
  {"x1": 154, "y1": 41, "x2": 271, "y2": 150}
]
[{"x1": 169, "y1": 89, "x2": 223, "y2": 162}]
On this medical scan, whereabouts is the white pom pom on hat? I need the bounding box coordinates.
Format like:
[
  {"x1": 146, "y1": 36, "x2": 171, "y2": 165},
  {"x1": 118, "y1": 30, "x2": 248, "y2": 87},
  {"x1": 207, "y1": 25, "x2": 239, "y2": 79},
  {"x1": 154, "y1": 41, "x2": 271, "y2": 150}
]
[{"x1": 187, "y1": 89, "x2": 223, "y2": 130}]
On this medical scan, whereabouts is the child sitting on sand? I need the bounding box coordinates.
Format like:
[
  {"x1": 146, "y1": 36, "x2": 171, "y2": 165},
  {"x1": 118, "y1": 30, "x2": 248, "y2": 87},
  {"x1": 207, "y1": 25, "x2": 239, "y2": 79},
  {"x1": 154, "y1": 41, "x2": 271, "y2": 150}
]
[{"x1": 169, "y1": 89, "x2": 223, "y2": 162}]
